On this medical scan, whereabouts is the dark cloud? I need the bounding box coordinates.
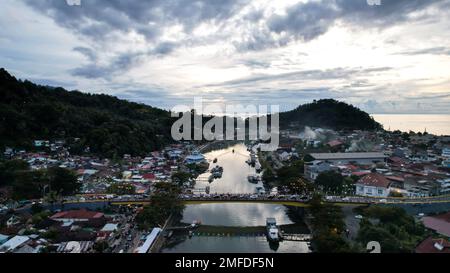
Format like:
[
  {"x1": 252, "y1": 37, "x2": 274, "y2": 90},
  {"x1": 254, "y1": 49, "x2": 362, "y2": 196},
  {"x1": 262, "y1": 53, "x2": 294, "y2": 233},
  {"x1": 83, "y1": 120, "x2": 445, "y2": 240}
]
[
  {"x1": 24, "y1": 0, "x2": 250, "y2": 41},
  {"x1": 21, "y1": 0, "x2": 447, "y2": 84},
  {"x1": 247, "y1": 0, "x2": 445, "y2": 50},
  {"x1": 73, "y1": 46, "x2": 97, "y2": 62}
]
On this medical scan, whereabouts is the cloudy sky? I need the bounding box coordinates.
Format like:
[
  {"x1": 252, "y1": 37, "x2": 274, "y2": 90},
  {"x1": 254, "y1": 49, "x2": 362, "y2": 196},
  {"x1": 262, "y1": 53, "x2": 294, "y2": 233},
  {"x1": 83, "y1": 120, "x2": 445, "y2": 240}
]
[{"x1": 1, "y1": 0, "x2": 450, "y2": 113}]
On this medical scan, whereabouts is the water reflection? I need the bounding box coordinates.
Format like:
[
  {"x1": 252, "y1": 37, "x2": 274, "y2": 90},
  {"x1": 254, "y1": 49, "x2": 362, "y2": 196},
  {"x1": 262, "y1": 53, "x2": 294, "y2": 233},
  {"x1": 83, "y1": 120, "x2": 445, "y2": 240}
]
[
  {"x1": 181, "y1": 203, "x2": 295, "y2": 227},
  {"x1": 161, "y1": 143, "x2": 310, "y2": 253},
  {"x1": 195, "y1": 143, "x2": 262, "y2": 194},
  {"x1": 162, "y1": 236, "x2": 310, "y2": 253}
]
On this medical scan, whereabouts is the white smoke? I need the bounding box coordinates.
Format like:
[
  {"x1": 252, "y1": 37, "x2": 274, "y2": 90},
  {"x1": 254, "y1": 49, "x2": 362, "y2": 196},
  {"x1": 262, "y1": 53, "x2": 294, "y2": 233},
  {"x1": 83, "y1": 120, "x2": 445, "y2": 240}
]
[{"x1": 300, "y1": 126, "x2": 317, "y2": 140}]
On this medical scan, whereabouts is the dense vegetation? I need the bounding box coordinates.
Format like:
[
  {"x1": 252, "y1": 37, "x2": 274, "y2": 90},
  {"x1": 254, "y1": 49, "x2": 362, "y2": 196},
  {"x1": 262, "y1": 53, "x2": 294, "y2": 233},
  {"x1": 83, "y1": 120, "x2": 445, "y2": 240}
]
[
  {"x1": 1, "y1": 68, "x2": 382, "y2": 159},
  {"x1": 315, "y1": 171, "x2": 357, "y2": 195},
  {"x1": 355, "y1": 206, "x2": 428, "y2": 253},
  {"x1": 0, "y1": 159, "x2": 80, "y2": 200},
  {"x1": 136, "y1": 182, "x2": 185, "y2": 230},
  {"x1": 0, "y1": 68, "x2": 173, "y2": 158},
  {"x1": 280, "y1": 99, "x2": 382, "y2": 131},
  {"x1": 309, "y1": 194, "x2": 356, "y2": 252}
]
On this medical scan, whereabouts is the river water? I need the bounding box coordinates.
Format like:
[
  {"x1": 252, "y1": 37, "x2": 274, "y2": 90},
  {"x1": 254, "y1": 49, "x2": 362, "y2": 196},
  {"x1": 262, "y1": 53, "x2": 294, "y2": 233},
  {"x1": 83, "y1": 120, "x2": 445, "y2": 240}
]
[{"x1": 161, "y1": 143, "x2": 311, "y2": 253}]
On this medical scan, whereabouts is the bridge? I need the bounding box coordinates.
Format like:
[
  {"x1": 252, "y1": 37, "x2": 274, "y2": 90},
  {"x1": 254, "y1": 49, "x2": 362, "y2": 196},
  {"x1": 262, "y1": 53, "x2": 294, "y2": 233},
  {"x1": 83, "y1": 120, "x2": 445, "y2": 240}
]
[{"x1": 61, "y1": 193, "x2": 450, "y2": 207}]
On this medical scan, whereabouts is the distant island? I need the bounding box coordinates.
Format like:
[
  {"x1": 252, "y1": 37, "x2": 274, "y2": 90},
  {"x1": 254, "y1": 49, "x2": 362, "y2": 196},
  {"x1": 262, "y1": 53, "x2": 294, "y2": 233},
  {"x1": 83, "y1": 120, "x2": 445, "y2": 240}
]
[{"x1": 0, "y1": 68, "x2": 381, "y2": 157}]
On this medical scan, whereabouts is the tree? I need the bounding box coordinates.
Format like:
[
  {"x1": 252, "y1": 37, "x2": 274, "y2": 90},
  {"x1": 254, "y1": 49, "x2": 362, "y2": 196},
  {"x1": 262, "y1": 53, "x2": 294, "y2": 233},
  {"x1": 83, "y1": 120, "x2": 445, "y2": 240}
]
[
  {"x1": 12, "y1": 169, "x2": 47, "y2": 200},
  {"x1": 303, "y1": 154, "x2": 315, "y2": 163},
  {"x1": 171, "y1": 172, "x2": 192, "y2": 186},
  {"x1": 0, "y1": 159, "x2": 29, "y2": 186},
  {"x1": 315, "y1": 171, "x2": 344, "y2": 193},
  {"x1": 356, "y1": 206, "x2": 428, "y2": 253},
  {"x1": 93, "y1": 240, "x2": 110, "y2": 253},
  {"x1": 286, "y1": 177, "x2": 313, "y2": 195},
  {"x1": 136, "y1": 182, "x2": 184, "y2": 230},
  {"x1": 47, "y1": 167, "x2": 80, "y2": 195},
  {"x1": 107, "y1": 183, "x2": 136, "y2": 195}
]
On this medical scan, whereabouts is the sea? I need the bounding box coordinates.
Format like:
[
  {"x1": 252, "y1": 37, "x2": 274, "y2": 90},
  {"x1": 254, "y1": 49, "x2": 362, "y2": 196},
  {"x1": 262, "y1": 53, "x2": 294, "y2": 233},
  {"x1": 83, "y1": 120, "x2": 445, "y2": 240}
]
[{"x1": 372, "y1": 114, "x2": 450, "y2": 136}]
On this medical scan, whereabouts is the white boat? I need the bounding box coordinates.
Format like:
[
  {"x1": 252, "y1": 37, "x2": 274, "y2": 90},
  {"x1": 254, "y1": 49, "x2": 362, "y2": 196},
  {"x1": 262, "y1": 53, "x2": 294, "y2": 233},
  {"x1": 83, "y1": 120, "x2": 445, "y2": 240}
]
[
  {"x1": 256, "y1": 186, "x2": 266, "y2": 195},
  {"x1": 266, "y1": 218, "x2": 280, "y2": 242},
  {"x1": 247, "y1": 175, "x2": 259, "y2": 184}
]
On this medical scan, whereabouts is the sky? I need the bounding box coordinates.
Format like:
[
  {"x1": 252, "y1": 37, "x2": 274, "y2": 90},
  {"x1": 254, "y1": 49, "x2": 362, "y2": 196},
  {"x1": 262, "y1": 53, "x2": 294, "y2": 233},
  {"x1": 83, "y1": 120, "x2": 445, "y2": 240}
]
[{"x1": 1, "y1": 0, "x2": 450, "y2": 114}]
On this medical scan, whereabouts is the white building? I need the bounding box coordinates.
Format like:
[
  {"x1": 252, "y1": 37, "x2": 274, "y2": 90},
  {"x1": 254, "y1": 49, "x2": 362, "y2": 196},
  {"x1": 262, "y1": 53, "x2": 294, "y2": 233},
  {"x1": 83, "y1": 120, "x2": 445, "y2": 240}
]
[
  {"x1": 309, "y1": 152, "x2": 387, "y2": 165},
  {"x1": 0, "y1": 236, "x2": 30, "y2": 253},
  {"x1": 356, "y1": 173, "x2": 391, "y2": 197}
]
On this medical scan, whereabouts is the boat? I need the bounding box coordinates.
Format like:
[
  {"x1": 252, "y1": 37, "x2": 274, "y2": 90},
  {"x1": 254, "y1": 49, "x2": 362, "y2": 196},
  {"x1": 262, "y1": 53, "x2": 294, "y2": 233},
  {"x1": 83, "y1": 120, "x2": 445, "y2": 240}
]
[
  {"x1": 211, "y1": 166, "x2": 223, "y2": 178},
  {"x1": 208, "y1": 175, "x2": 214, "y2": 183},
  {"x1": 255, "y1": 162, "x2": 262, "y2": 173},
  {"x1": 266, "y1": 218, "x2": 280, "y2": 242},
  {"x1": 256, "y1": 186, "x2": 266, "y2": 195},
  {"x1": 247, "y1": 175, "x2": 260, "y2": 184},
  {"x1": 213, "y1": 158, "x2": 218, "y2": 163}
]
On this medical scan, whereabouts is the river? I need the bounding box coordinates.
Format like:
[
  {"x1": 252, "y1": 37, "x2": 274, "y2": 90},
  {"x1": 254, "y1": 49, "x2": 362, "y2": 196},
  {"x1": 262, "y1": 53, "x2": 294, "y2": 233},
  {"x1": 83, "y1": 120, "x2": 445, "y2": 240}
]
[{"x1": 161, "y1": 143, "x2": 311, "y2": 253}]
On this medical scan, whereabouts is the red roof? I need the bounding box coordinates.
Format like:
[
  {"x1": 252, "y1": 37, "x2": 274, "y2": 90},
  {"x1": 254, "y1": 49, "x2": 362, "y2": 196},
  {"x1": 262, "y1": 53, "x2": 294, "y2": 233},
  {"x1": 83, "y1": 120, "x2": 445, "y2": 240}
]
[
  {"x1": 327, "y1": 140, "x2": 343, "y2": 147},
  {"x1": 357, "y1": 173, "x2": 391, "y2": 188},
  {"x1": 422, "y1": 212, "x2": 450, "y2": 237},
  {"x1": 388, "y1": 156, "x2": 403, "y2": 163},
  {"x1": 352, "y1": 171, "x2": 371, "y2": 177},
  {"x1": 416, "y1": 237, "x2": 450, "y2": 253},
  {"x1": 51, "y1": 209, "x2": 104, "y2": 220},
  {"x1": 385, "y1": 176, "x2": 405, "y2": 182},
  {"x1": 142, "y1": 173, "x2": 156, "y2": 180}
]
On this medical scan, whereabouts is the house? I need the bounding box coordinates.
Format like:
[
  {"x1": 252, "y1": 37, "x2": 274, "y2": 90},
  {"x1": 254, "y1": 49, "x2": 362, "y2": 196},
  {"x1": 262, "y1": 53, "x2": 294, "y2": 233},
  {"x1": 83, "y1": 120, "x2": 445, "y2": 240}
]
[
  {"x1": 355, "y1": 173, "x2": 391, "y2": 197},
  {"x1": 304, "y1": 161, "x2": 338, "y2": 181},
  {"x1": 50, "y1": 209, "x2": 104, "y2": 223},
  {"x1": 57, "y1": 241, "x2": 93, "y2": 253},
  {"x1": 6, "y1": 215, "x2": 21, "y2": 227},
  {"x1": 13, "y1": 244, "x2": 42, "y2": 253},
  {"x1": 327, "y1": 140, "x2": 344, "y2": 150},
  {"x1": 309, "y1": 152, "x2": 386, "y2": 165},
  {"x1": 0, "y1": 234, "x2": 9, "y2": 245},
  {"x1": 0, "y1": 235, "x2": 30, "y2": 253},
  {"x1": 416, "y1": 237, "x2": 450, "y2": 253},
  {"x1": 98, "y1": 223, "x2": 119, "y2": 238},
  {"x1": 184, "y1": 152, "x2": 206, "y2": 164},
  {"x1": 142, "y1": 173, "x2": 156, "y2": 182},
  {"x1": 442, "y1": 148, "x2": 450, "y2": 158},
  {"x1": 278, "y1": 151, "x2": 291, "y2": 162},
  {"x1": 422, "y1": 212, "x2": 450, "y2": 237},
  {"x1": 403, "y1": 176, "x2": 439, "y2": 197}
]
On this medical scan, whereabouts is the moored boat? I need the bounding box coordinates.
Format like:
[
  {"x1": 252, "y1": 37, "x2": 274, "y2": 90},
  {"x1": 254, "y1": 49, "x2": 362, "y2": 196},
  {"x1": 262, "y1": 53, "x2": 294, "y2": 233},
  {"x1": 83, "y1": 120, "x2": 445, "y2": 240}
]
[{"x1": 266, "y1": 218, "x2": 280, "y2": 242}]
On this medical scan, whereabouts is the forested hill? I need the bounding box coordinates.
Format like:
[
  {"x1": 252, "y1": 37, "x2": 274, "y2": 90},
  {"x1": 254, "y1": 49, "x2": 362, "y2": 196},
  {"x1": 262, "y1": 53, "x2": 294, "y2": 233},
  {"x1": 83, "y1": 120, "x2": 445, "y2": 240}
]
[
  {"x1": 0, "y1": 68, "x2": 173, "y2": 158},
  {"x1": 0, "y1": 68, "x2": 381, "y2": 158},
  {"x1": 279, "y1": 99, "x2": 382, "y2": 131}
]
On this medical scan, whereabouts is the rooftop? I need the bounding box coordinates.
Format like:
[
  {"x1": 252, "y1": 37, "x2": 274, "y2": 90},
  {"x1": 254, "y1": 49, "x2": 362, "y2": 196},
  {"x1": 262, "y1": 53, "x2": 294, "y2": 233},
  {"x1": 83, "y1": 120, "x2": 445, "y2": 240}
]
[
  {"x1": 422, "y1": 212, "x2": 450, "y2": 237},
  {"x1": 356, "y1": 173, "x2": 391, "y2": 188},
  {"x1": 310, "y1": 152, "x2": 386, "y2": 161},
  {"x1": 51, "y1": 209, "x2": 104, "y2": 220},
  {"x1": 416, "y1": 237, "x2": 450, "y2": 253}
]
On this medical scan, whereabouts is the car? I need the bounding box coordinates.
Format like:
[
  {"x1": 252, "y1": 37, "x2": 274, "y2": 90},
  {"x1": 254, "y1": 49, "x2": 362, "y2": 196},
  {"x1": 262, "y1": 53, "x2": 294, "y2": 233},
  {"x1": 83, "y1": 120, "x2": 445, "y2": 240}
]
[
  {"x1": 379, "y1": 199, "x2": 387, "y2": 203},
  {"x1": 355, "y1": 215, "x2": 363, "y2": 219}
]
